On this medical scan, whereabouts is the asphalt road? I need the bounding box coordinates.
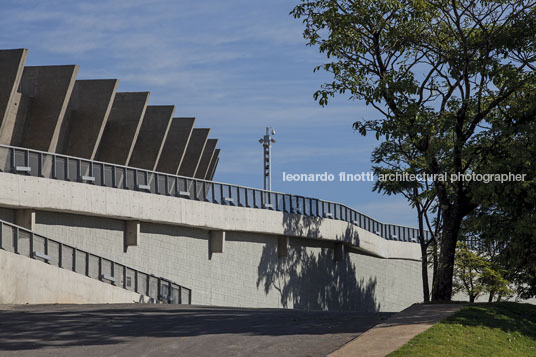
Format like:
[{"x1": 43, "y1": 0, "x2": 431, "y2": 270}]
[{"x1": 0, "y1": 304, "x2": 390, "y2": 357}]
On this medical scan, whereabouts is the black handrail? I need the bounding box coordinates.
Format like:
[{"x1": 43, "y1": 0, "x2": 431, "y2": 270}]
[
  {"x1": 0, "y1": 219, "x2": 192, "y2": 304},
  {"x1": 0, "y1": 144, "x2": 430, "y2": 243}
]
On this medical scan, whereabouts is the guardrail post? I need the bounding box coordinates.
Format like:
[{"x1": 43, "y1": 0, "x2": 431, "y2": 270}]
[
  {"x1": 86, "y1": 252, "x2": 90, "y2": 276},
  {"x1": 58, "y1": 243, "x2": 63, "y2": 268},
  {"x1": 72, "y1": 248, "x2": 76, "y2": 272},
  {"x1": 14, "y1": 227, "x2": 19, "y2": 254},
  {"x1": 37, "y1": 152, "x2": 43, "y2": 177},
  {"x1": 123, "y1": 266, "x2": 127, "y2": 289},
  {"x1": 29, "y1": 232, "x2": 34, "y2": 258},
  {"x1": 44, "y1": 236, "x2": 49, "y2": 263},
  {"x1": 9, "y1": 147, "x2": 15, "y2": 172}
]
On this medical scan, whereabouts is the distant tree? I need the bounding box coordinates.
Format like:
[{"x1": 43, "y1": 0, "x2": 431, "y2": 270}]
[
  {"x1": 453, "y1": 242, "x2": 511, "y2": 303},
  {"x1": 292, "y1": 0, "x2": 536, "y2": 300}
]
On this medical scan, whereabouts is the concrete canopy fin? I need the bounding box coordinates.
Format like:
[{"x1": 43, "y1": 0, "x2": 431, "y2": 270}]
[
  {"x1": 96, "y1": 92, "x2": 150, "y2": 165},
  {"x1": 0, "y1": 49, "x2": 28, "y2": 146},
  {"x1": 205, "y1": 149, "x2": 220, "y2": 181},
  {"x1": 19, "y1": 65, "x2": 79, "y2": 152},
  {"x1": 156, "y1": 117, "x2": 195, "y2": 175},
  {"x1": 195, "y1": 139, "x2": 218, "y2": 179},
  {"x1": 128, "y1": 105, "x2": 175, "y2": 171},
  {"x1": 178, "y1": 128, "x2": 209, "y2": 177},
  {"x1": 60, "y1": 79, "x2": 119, "y2": 160}
]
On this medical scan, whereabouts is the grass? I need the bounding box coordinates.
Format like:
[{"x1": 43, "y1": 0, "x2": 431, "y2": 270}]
[{"x1": 390, "y1": 302, "x2": 536, "y2": 357}]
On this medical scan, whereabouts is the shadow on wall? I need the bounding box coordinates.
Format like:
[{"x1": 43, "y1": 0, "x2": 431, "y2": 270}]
[{"x1": 256, "y1": 213, "x2": 378, "y2": 312}]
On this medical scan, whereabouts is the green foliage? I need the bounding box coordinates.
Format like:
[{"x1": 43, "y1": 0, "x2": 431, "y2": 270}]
[
  {"x1": 292, "y1": 0, "x2": 536, "y2": 300},
  {"x1": 453, "y1": 242, "x2": 512, "y2": 302},
  {"x1": 390, "y1": 303, "x2": 536, "y2": 356}
]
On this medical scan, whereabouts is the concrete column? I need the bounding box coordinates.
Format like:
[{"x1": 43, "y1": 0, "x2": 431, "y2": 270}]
[
  {"x1": 15, "y1": 209, "x2": 35, "y2": 231},
  {"x1": 96, "y1": 92, "x2": 150, "y2": 165},
  {"x1": 128, "y1": 105, "x2": 175, "y2": 171},
  {"x1": 18, "y1": 65, "x2": 79, "y2": 152},
  {"x1": 60, "y1": 79, "x2": 119, "y2": 160},
  {"x1": 124, "y1": 220, "x2": 140, "y2": 252},
  {"x1": 156, "y1": 117, "x2": 195, "y2": 175},
  {"x1": 178, "y1": 128, "x2": 209, "y2": 177},
  {"x1": 205, "y1": 149, "x2": 220, "y2": 181},
  {"x1": 195, "y1": 139, "x2": 218, "y2": 179},
  {"x1": 278, "y1": 236, "x2": 289, "y2": 258},
  {"x1": 334, "y1": 242, "x2": 345, "y2": 262},
  {"x1": 209, "y1": 230, "x2": 225, "y2": 254},
  {"x1": 0, "y1": 49, "x2": 28, "y2": 146}
]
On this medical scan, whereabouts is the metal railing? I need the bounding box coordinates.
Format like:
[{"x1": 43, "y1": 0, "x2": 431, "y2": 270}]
[
  {"x1": 0, "y1": 219, "x2": 192, "y2": 304},
  {"x1": 0, "y1": 144, "x2": 430, "y2": 243}
]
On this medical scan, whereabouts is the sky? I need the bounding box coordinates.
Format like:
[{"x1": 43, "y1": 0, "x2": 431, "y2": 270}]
[{"x1": 0, "y1": 0, "x2": 417, "y2": 226}]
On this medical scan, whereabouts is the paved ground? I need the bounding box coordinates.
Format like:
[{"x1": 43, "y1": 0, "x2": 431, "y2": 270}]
[
  {"x1": 330, "y1": 304, "x2": 466, "y2": 357},
  {"x1": 0, "y1": 304, "x2": 392, "y2": 357}
]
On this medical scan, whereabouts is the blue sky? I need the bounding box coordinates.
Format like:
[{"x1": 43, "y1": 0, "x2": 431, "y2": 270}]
[{"x1": 0, "y1": 0, "x2": 417, "y2": 226}]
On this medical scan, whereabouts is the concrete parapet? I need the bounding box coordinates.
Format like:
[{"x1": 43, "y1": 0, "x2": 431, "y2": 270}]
[
  {"x1": 129, "y1": 105, "x2": 175, "y2": 171},
  {"x1": 60, "y1": 79, "x2": 119, "y2": 159},
  {"x1": 0, "y1": 249, "x2": 143, "y2": 304},
  {"x1": 178, "y1": 128, "x2": 209, "y2": 177},
  {"x1": 156, "y1": 117, "x2": 195, "y2": 175},
  {"x1": 96, "y1": 92, "x2": 150, "y2": 165},
  {"x1": 0, "y1": 49, "x2": 28, "y2": 146},
  {"x1": 206, "y1": 149, "x2": 220, "y2": 180},
  {"x1": 18, "y1": 65, "x2": 79, "y2": 152},
  {"x1": 195, "y1": 139, "x2": 218, "y2": 179},
  {"x1": 0, "y1": 172, "x2": 421, "y2": 261}
]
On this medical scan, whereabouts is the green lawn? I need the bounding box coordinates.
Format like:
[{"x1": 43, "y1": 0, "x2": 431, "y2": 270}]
[{"x1": 390, "y1": 302, "x2": 536, "y2": 357}]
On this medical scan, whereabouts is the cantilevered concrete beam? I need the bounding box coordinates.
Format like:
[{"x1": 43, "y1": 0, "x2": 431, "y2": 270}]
[
  {"x1": 96, "y1": 92, "x2": 150, "y2": 165},
  {"x1": 178, "y1": 128, "x2": 209, "y2": 177},
  {"x1": 194, "y1": 139, "x2": 218, "y2": 179},
  {"x1": 156, "y1": 117, "x2": 195, "y2": 175},
  {"x1": 128, "y1": 105, "x2": 175, "y2": 171},
  {"x1": 205, "y1": 149, "x2": 220, "y2": 181},
  {"x1": 209, "y1": 157, "x2": 219, "y2": 180},
  {"x1": 18, "y1": 65, "x2": 79, "y2": 152},
  {"x1": 0, "y1": 49, "x2": 27, "y2": 146},
  {"x1": 60, "y1": 79, "x2": 119, "y2": 159}
]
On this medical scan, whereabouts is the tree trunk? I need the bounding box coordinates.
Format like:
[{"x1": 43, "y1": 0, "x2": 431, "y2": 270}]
[
  {"x1": 488, "y1": 291, "x2": 495, "y2": 303},
  {"x1": 432, "y1": 239, "x2": 438, "y2": 297},
  {"x1": 432, "y1": 208, "x2": 463, "y2": 301},
  {"x1": 469, "y1": 295, "x2": 475, "y2": 303},
  {"x1": 418, "y1": 209, "x2": 430, "y2": 302}
]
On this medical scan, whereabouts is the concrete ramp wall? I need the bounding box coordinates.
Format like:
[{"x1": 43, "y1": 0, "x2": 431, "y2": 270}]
[{"x1": 0, "y1": 249, "x2": 143, "y2": 304}]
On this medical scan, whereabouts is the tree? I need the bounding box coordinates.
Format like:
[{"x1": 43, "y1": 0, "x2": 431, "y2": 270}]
[
  {"x1": 453, "y1": 242, "x2": 511, "y2": 302},
  {"x1": 371, "y1": 139, "x2": 441, "y2": 302},
  {"x1": 461, "y1": 86, "x2": 536, "y2": 299},
  {"x1": 292, "y1": 0, "x2": 536, "y2": 300}
]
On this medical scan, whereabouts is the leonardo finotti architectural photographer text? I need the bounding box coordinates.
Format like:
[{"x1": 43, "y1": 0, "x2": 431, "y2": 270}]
[{"x1": 282, "y1": 172, "x2": 527, "y2": 183}]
